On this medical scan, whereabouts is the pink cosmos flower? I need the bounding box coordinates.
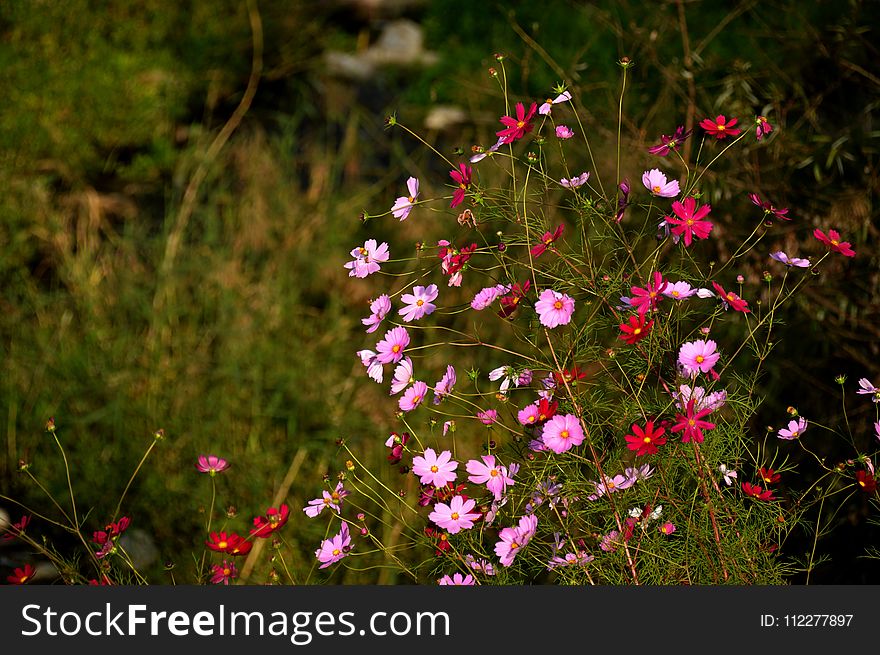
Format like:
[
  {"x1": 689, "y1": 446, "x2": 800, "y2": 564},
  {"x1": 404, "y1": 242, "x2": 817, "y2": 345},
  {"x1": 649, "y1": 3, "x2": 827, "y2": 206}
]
[
  {"x1": 541, "y1": 413, "x2": 586, "y2": 454},
  {"x1": 442, "y1": 420, "x2": 455, "y2": 436},
  {"x1": 659, "y1": 522, "x2": 676, "y2": 535},
  {"x1": 663, "y1": 281, "x2": 698, "y2": 300},
  {"x1": 494, "y1": 514, "x2": 538, "y2": 567},
  {"x1": 587, "y1": 473, "x2": 630, "y2": 500},
  {"x1": 390, "y1": 357, "x2": 415, "y2": 395},
  {"x1": 391, "y1": 176, "x2": 419, "y2": 221},
  {"x1": 642, "y1": 168, "x2": 680, "y2": 198},
  {"x1": 399, "y1": 284, "x2": 438, "y2": 322},
  {"x1": 412, "y1": 448, "x2": 458, "y2": 488},
  {"x1": 316, "y1": 522, "x2": 352, "y2": 569},
  {"x1": 399, "y1": 381, "x2": 428, "y2": 412},
  {"x1": 630, "y1": 271, "x2": 668, "y2": 316},
  {"x1": 466, "y1": 455, "x2": 515, "y2": 500},
  {"x1": 210, "y1": 560, "x2": 237, "y2": 585},
  {"x1": 719, "y1": 464, "x2": 738, "y2": 486},
  {"x1": 344, "y1": 239, "x2": 390, "y2": 278},
  {"x1": 857, "y1": 378, "x2": 880, "y2": 402},
  {"x1": 535, "y1": 289, "x2": 575, "y2": 329},
  {"x1": 555, "y1": 125, "x2": 574, "y2": 139},
  {"x1": 616, "y1": 179, "x2": 631, "y2": 223},
  {"x1": 432, "y1": 365, "x2": 456, "y2": 404},
  {"x1": 755, "y1": 115, "x2": 773, "y2": 140},
  {"x1": 700, "y1": 114, "x2": 741, "y2": 139},
  {"x1": 438, "y1": 573, "x2": 475, "y2": 585},
  {"x1": 471, "y1": 284, "x2": 510, "y2": 310},
  {"x1": 362, "y1": 294, "x2": 392, "y2": 333},
  {"x1": 518, "y1": 403, "x2": 540, "y2": 426},
  {"x1": 470, "y1": 137, "x2": 505, "y2": 163},
  {"x1": 196, "y1": 455, "x2": 229, "y2": 476},
  {"x1": 670, "y1": 398, "x2": 716, "y2": 444},
  {"x1": 496, "y1": 101, "x2": 537, "y2": 144},
  {"x1": 560, "y1": 171, "x2": 590, "y2": 189},
  {"x1": 678, "y1": 339, "x2": 720, "y2": 376},
  {"x1": 647, "y1": 125, "x2": 692, "y2": 156},
  {"x1": 477, "y1": 409, "x2": 498, "y2": 425},
  {"x1": 777, "y1": 417, "x2": 807, "y2": 440},
  {"x1": 375, "y1": 326, "x2": 410, "y2": 365},
  {"x1": 712, "y1": 281, "x2": 751, "y2": 313},
  {"x1": 449, "y1": 164, "x2": 472, "y2": 208},
  {"x1": 664, "y1": 196, "x2": 713, "y2": 247},
  {"x1": 770, "y1": 251, "x2": 810, "y2": 268},
  {"x1": 813, "y1": 228, "x2": 856, "y2": 257},
  {"x1": 489, "y1": 365, "x2": 517, "y2": 392},
  {"x1": 531, "y1": 224, "x2": 564, "y2": 257},
  {"x1": 303, "y1": 482, "x2": 349, "y2": 518},
  {"x1": 428, "y1": 495, "x2": 481, "y2": 534},
  {"x1": 356, "y1": 349, "x2": 384, "y2": 383},
  {"x1": 539, "y1": 90, "x2": 572, "y2": 115},
  {"x1": 674, "y1": 384, "x2": 727, "y2": 412}
]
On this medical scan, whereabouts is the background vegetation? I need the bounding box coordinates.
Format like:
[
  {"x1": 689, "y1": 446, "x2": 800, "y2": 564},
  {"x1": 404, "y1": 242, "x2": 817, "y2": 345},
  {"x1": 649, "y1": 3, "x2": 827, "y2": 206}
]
[{"x1": 1, "y1": 0, "x2": 877, "y2": 583}]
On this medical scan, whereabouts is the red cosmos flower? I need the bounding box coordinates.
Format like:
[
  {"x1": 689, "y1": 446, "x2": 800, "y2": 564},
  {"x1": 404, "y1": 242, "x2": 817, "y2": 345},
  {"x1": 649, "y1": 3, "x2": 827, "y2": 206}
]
[
  {"x1": 758, "y1": 467, "x2": 781, "y2": 485},
  {"x1": 496, "y1": 101, "x2": 538, "y2": 144},
  {"x1": 742, "y1": 482, "x2": 775, "y2": 501},
  {"x1": 664, "y1": 196, "x2": 713, "y2": 247},
  {"x1": 712, "y1": 282, "x2": 751, "y2": 313},
  {"x1": 699, "y1": 114, "x2": 742, "y2": 139},
  {"x1": 624, "y1": 420, "x2": 667, "y2": 456},
  {"x1": 419, "y1": 482, "x2": 468, "y2": 507},
  {"x1": 670, "y1": 398, "x2": 715, "y2": 444},
  {"x1": 449, "y1": 164, "x2": 472, "y2": 208},
  {"x1": 856, "y1": 470, "x2": 877, "y2": 493},
  {"x1": 647, "y1": 125, "x2": 693, "y2": 156},
  {"x1": 554, "y1": 365, "x2": 588, "y2": 386},
  {"x1": 424, "y1": 527, "x2": 452, "y2": 555},
  {"x1": 630, "y1": 271, "x2": 668, "y2": 316},
  {"x1": 498, "y1": 280, "x2": 531, "y2": 319},
  {"x1": 535, "y1": 398, "x2": 558, "y2": 424},
  {"x1": 250, "y1": 504, "x2": 290, "y2": 539},
  {"x1": 206, "y1": 531, "x2": 253, "y2": 556},
  {"x1": 615, "y1": 179, "x2": 631, "y2": 223},
  {"x1": 7, "y1": 563, "x2": 36, "y2": 585},
  {"x1": 2, "y1": 515, "x2": 30, "y2": 541},
  {"x1": 755, "y1": 115, "x2": 773, "y2": 141},
  {"x1": 749, "y1": 192, "x2": 790, "y2": 221},
  {"x1": 531, "y1": 224, "x2": 564, "y2": 257},
  {"x1": 619, "y1": 314, "x2": 654, "y2": 345},
  {"x1": 386, "y1": 431, "x2": 409, "y2": 464},
  {"x1": 813, "y1": 228, "x2": 856, "y2": 257},
  {"x1": 92, "y1": 517, "x2": 131, "y2": 546}
]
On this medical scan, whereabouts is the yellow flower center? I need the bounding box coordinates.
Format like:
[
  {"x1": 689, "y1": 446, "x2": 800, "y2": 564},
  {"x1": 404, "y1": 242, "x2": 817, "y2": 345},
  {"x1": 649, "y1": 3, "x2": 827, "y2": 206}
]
[
  {"x1": 695, "y1": 355, "x2": 704, "y2": 363},
  {"x1": 223, "y1": 567, "x2": 231, "y2": 576},
  {"x1": 717, "y1": 124, "x2": 726, "y2": 130},
  {"x1": 643, "y1": 436, "x2": 651, "y2": 443},
  {"x1": 332, "y1": 548, "x2": 341, "y2": 556},
  {"x1": 831, "y1": 239, "x2": 839, "y2": 246},
  {"x1": 451, "y1": 512, "x2": 460, "y2": 520},
  {"x1": 412, "y1": 395, "x2": 422, "y2": 404},
  {"x1": 392, "y1": 345, "x2": 401, "y2": 353},
  {"x1": 430, "y1": 465, "x2": 438, "y2": 473},
  {"x1": 517, "y1": 121, "x2": 525, "y2": 128},
  {"x1": 416, "y1": 299, "x2": 424, "y2": 306},
  {"x1": 359, "y1": 247, "x2": 368, "y2": 256},
  {"x1": 560, "y1": 430, "x2": 569, "y2": 439},
  {"x1": 218, "y1": 540, "x2": 228, "y2": 549},
  {"x1": 652, "y1": 185, "x2": 661, "y2": 194},
  {"x1": 633, "y1": 327, "x2": 641, "y2": 335},
  {"x1": 688, "y1": 419, "x2": 696, "y2": 427},
  {"x1": 553, "y1": 300, "x2": 563, "y2": 310},
  {"x1": 490, "y1": 469, "x2": 499, "y2": 477}
]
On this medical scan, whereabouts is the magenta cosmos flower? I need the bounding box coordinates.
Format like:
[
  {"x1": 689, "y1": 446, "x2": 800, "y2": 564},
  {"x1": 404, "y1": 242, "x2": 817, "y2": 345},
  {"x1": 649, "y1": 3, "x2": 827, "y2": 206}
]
[
  {"x1": 428, "y1": 495, "x2": 482, "y2": 534},
  {"x1": 466, "y1": 455, "x2": 515, "y2": 500},
  {"x1": 647, "y1": 125, "x2": 692, "y2": 156},
  {"x1": 670, "y1": 398, "x2": 716, "y2": 444},
  {"x1": 541, "y1": 413, "x2": 586, "y2": 454},
  {"x1": 196, "y1": 455, "x2": 229, "y2": 476},
  {"x1": 755, "y1": 115, "x2": 773, "y2": 140},
  {"x1": 399, "y1": 381, "x2": 428, "y2": 412},
  {"x1": 390, "y1": 176, "x2": 419, "y2": 221},
  {"x1": 531, "y1": 224, "x2": 564, "y2": 257},
  {"x1": 432, "y1": 365, "x2": 456, "y2": 404},
  {"x1": 663, "y1": 281, "x2": 698, "y2": 300},
  {"x1": 535, "y1": 289, "x2": 575, "y2": 328},
  {"x1": 630, "y1": 271, "x2": 668, "y2": 316},
  {"x1": 664, "y1": 196, "x2": 713, "y2": 247},
  {"x1": 399, "y1": 284, "x2": 438, "y2": 322},
  {"x1": 449, "y1": 164, "x2": 472, "y2": 208},
  {"x1": 375, "y1": 326, "x2": 410, "y2": 365},
  {"x1": 642, "y1": 168, "x2": 680, "y2": 198},
  {"x1": 494, "y1": 513, "x2": 538, "y2": 567},
  {"x1": 496, "y1": 101, "x2": 537, "y2": 144},
  {"x1": 699, "y1": 114, "x2": 741, "y2": 139},
  {"x1": 777, "y1": 417, "x2": 807, "y2": 440},
  {"x1": 712, "y1": 281, "x2": 751, "y2": 313},
  {"x1": 210, "y1": 560, "x2": 237, "y2": 585},
  {"x1": 412, "y1": 448, "x2": 458, "y2": 487},
  {"x1": 678, "y1": 339, "x2": 720, "y2": 377},
  {"x1": 814, "y1": 228, "x2": 856, "y2": 257},
  {"x1": 555, "y1": 125, "x2": 574, "y2": 139},
  {"x1": 343, "y1": 239, "x2": 389, "y2": 278},
  {"x1": 539, "y1": 90, "x2": 572, "y2": 115},
  {"x1": 438, "y1": 573, "x2": 475, "y2": 585},
  {"x1": 390, "y1": 357, "x2": 414, "y2": 395},
  {"x1": 749, "y1": 192, "x2": 790, "y2": 221},
  {"x1": 471, "y1": 284, "x2": 510, "y2": 311},
  {"x1": 316, "y1": 522, "x2": 352, "y2": 569}
]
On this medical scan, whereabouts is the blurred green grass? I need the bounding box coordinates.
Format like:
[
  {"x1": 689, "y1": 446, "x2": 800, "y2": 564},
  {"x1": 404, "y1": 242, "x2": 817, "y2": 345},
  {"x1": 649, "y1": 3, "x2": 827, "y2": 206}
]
[{"x1": 1, "y1": 0, "x2": 877, "y2": 583}]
